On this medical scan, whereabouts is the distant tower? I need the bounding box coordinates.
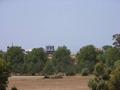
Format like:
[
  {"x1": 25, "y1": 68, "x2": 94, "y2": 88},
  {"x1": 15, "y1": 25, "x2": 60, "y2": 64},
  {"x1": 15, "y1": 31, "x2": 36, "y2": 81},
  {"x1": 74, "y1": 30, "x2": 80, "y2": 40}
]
[{"x1": 46, "y1": 45, "x2": 55, "y2": 54}]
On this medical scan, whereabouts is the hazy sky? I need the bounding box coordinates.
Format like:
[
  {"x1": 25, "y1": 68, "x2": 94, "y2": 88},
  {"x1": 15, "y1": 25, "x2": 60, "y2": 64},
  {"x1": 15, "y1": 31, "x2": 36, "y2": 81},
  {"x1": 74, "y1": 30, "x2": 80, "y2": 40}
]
[{"x1": 0, "y1": 0, "x2": 120, "y2": 53}]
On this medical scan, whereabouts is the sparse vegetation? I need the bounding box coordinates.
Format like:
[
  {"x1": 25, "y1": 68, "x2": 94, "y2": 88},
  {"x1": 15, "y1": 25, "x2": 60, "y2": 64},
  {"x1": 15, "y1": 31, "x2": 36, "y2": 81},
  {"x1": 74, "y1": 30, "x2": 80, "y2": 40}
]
[
  {"x1": 88, "y1": 33, "x2": 120, "y2": 90},
  {"x1": 0, "y1": 33, "x2": 120, "y2": 90}
]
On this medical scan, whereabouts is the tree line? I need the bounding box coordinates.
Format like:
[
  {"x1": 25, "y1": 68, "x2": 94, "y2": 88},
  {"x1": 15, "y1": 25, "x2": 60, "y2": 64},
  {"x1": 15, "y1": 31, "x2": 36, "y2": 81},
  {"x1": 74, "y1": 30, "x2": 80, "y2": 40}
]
[{"x1": 0, "y1": 33, "x2": 120, "y2": 90}]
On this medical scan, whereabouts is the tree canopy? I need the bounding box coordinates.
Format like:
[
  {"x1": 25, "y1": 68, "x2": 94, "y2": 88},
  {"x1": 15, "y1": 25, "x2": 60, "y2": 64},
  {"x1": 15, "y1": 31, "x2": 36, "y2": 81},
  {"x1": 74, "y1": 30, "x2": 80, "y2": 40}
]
[
  {"x1": 77, "y1": 45, "x2": 97, "y2": 73},
  {"x1": 0, "y1": 58, "x2": 9, "y2": 90}
]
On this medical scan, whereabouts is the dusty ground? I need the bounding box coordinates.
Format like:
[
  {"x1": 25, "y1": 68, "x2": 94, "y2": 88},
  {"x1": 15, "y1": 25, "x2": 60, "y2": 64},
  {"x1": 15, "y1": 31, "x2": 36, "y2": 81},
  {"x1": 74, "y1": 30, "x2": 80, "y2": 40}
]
[{"x1": 7, "y1": 76, "x2": 90, "y2": 90}]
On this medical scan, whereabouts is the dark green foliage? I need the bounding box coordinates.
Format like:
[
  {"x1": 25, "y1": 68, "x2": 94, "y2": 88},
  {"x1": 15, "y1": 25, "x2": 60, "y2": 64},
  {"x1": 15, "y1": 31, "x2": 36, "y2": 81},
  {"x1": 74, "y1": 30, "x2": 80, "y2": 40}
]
[
  {"x1": 81, "y1": 68, "x2": 89, "y2": 76},
  {"x1": 43, "y1": 60, "x2": 55, "y2": 75},
  {"x1": 6, "y1": 46, "x2": 24, "y2": 73},
  {"x1": 5, "y1": 46, "x2": 48, "y2": 75},
  {"x1": 89, "y1": 62, "x2": 120, "y2": 90},
  {"x1": 6, "y1": 46, "x2": 24, "y2": 63},
  {"x1": 22, "y1": 48, "x2": 47, "y2": 75},
  {"x1": 0, "y1": 58, "x2": 9, "y2": 90},
  {"x1": 96, "y1": 79, "x2": 108, "y2": 90},
  {"x1": 88, "y1": 33, "x2": 120, "y2": 90},
  {"x1": 88, "y1": 78, "x2": 97, "y2": 90},
  {"x1": 25, "y1": 48, "x2": 47, "y2": 74},
  {"x1": 65, "y1": 65, "x2": 76, "y2": 76},
  {"x1": 108, "y1": 65, "x2": 120, "y2": 90},
  {"x1": 96, "y1": 54, "x2": 105, "y2": 63},
  {"x1": 96, "y1": 45, "x2": 112, "y2": 63},
  {"x1": 77, "y1": 45, "x2": 97, "y2": 73},
  {"x1": 88, "y1": 63, "x2": 110, "y2": 90},
  {"x1": 104, "y1": 47, "x2": 120, "y2": 68},
  {"x1": 25, "y1": 48, "x2": 47, "y2": 64},
  {"x1": 102, "y1": 45, "x2": 112, "y2": 52},
  {"x1": 94, "y1": 63, "x2": 106, "y2": 76},
  {"x1": 94, "y1": 63, "x2": 110, "y2": 81},
  {"x1": 53, "y1": 46, "x2": 71, "y2": 73},
  {"x1": 52, "y1": 46, "x2": 76, "y2": 76},
  {"x1": 88, "y1": 78, "x2": 108, "y2": 90}
]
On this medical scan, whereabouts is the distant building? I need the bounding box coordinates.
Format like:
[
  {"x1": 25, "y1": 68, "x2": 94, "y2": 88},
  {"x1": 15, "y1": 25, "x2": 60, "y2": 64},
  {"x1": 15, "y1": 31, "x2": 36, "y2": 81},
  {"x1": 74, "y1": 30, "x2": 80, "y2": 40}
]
[
  {"x1": 46, "y1": 45, "x2": 55, "y2": 54},
  {"x1": 45, "y1": 45, "x2": 55, "y2": 59},
  {"x1": 96, "y1": 48, "x2": 103, "y2": 52}
]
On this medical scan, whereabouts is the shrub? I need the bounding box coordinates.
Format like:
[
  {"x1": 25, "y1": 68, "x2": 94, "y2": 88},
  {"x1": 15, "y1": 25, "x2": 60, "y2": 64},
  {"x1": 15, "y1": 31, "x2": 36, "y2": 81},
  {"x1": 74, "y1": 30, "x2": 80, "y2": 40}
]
[
  {"x1": 0, "y1": 58, "x2": 9, "y2": 90},
  {"x1": 88, "y1": 77, "x2": 108, "y2": 90},
  {"x1": 108, "y1": 65, "x2": 120, "y2": 90},
  {"x1": 43, "y1": 60, "x2": 55, "y2": 76},
  {"x1": 88, "y1": 63, "x2": 110, "y2": 90},
  {"x1": 65, "y1": 65, "x2": 76, "y2": 76},
  {"x1": 94, "y1": 63, "x2": 105, "y2": 76},
  {"x1": 96, "y1": 80, "x2": 108, "y2": 90},
  {"x1": 114, "y1": 60, "x2": 120, "y2": 68},
  {"x1": 88, "y1": 78, "x2": 97, "y2": 90},
  {"x1": 81, "y1": 68, "x2": 89, "y2": 76}
]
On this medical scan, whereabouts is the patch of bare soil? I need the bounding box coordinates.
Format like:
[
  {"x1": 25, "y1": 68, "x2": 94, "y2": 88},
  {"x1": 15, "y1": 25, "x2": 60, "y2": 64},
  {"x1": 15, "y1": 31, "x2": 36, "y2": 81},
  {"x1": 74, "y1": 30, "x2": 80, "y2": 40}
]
[{"x1": 7, "y1": 76, "x2": 90, "y2": 90}]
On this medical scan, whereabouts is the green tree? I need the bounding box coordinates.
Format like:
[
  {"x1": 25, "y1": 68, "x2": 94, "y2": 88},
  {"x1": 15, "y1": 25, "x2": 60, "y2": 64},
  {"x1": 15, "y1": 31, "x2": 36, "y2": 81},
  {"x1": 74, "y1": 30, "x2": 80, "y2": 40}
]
[
  {"x1": 6, "y1": 46, "x2": 24, "y2": 73},
  {"x1": 104, "y1": 47, "x2": 120, "y2": 68},
  {"x1": 94, "y1": 63, "x2": 106, "y2": 76},
  {"x1": 6, "y1": 46, "x2": 25, "y2": 73},
  {"x1": 102, "y1": 45, "x2": 112, "y2": 52},
  {"x1": 88, "y1": 34, "x2": 120, "y2": 90},
  {"x1": 88, "y1": 78, "x2": 108, "y2": 90},
  {"x1": 96, "y1": 54, "x2": 105, "y2": 63},
  {"x1": 65, "y1": 64, "x2": 76, "y2": 76},
  {"x1": 53, "y1": 46, "x2": 74, "y2": 75},
  {"x1": 25, "y1": 48, "x2": 47, "y2": 74},
  {"x1": 0, "y1": 58, "x2": 9, "y2": 90},
  {"x1": 6, "y1": 46, "x2": 24, "y2": 63},
  {"x1": 77, "y1": 45, "x2": 97, "y2": 73},
  {"x1": 43, "y1": 60, "x2": 55, "y2": 76},
  {"x1": 96, "y1": 45, "x2": 112, "y2": 63},
  {"x1": 108, "y1": 65, "x2": 120, "y2": 90},
  {"x1": 88, "y1": 63, "x2": 110, "y2": 90}
]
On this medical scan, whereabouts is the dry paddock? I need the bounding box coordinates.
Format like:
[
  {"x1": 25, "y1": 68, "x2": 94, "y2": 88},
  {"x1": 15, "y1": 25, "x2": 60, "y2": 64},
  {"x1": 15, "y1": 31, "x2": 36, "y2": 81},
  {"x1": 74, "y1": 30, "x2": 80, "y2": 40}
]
[{"x1": 7, "y1": 76, "x2": 90, "y2": 90}]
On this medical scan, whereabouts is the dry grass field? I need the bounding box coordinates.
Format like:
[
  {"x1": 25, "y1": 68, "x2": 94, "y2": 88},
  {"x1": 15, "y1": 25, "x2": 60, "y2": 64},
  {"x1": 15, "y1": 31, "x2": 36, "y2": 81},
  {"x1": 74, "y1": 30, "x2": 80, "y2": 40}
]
[{"x1": 7, "y1": 76, "x2": 90, "y2": 90}]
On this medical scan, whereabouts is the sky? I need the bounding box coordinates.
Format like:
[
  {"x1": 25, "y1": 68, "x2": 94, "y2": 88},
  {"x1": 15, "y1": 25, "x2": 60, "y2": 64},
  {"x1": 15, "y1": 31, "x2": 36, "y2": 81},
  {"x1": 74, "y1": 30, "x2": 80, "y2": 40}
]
[{"x1": 0, "y1": 0, "x2": 120, "y2": 53}]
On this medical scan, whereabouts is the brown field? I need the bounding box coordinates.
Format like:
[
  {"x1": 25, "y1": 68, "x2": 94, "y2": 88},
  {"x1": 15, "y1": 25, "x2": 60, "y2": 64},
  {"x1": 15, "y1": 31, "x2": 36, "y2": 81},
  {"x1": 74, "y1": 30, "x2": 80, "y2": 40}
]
[{"x1": 7, "y1": 76, "x2": 90, "y2": 90}]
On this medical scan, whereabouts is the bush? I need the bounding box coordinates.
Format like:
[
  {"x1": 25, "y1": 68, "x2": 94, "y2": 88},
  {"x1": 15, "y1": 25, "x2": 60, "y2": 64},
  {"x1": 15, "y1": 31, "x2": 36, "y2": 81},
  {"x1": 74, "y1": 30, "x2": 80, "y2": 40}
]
[
  {"x1": 0, "y1": 58, "x2": 9, "y2": 90},
  {"x1": 65, "y1": 65, "x2": 76, "y2": 76},
  {"x1": 108, "y1": 65, "x2": 120, "y2": 90},
  {"x1": 89, "y1": 64, "x2": 120, "y2": 90},
  {"x1": 88, "y1": 63, "x2": 110, "y2": 90},
  {"x1": 81, "y1": 68, "x2": 89, "y2": 76},
  {"x1": 114, "y1": 60, "x2": 120, "y2": 68},
  {"x1": 96, "y1": 80, "x2": 108, "y2": 90},
  {"x1": 94, "y1": 63, "x2": 106, "y2": 76},
  {"x1": 77, "y1": 45, "x2": 97, "y2": 74},
  {"x1": 88, "y1": 78, "x2": 97, "y2": 90},
  {"x1": 88, "y1": 77, "x2": 108, "y2": 90},
  {"x1": 43, "y1": 60, "x2": 55, "y2": 76}
]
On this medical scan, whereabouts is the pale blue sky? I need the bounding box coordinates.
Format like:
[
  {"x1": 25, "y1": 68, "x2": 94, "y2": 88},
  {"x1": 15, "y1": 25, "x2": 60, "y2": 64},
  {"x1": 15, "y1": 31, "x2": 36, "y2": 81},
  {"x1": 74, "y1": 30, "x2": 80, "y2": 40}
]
[{"x1": 0, "y1": 0, "x2": 120, "y2": 53}]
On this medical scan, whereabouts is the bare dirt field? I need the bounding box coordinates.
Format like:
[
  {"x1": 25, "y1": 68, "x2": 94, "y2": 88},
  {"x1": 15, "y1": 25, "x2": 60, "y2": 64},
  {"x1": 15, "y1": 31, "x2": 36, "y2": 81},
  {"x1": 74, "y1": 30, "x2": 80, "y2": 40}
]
[{"x1": 7, "y1": 76, "x2": 90, "y2": 90}]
